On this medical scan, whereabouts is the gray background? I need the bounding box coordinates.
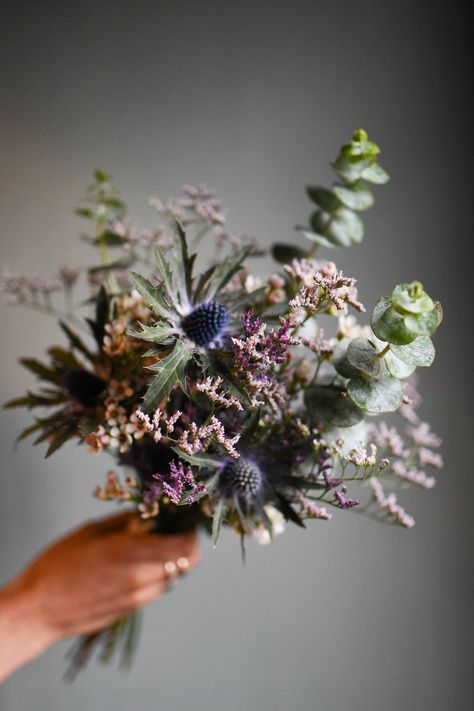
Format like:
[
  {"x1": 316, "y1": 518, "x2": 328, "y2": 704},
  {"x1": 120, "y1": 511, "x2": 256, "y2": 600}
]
[{"x1": 0, "y1": 1, "x2": 472, "y2": 710}]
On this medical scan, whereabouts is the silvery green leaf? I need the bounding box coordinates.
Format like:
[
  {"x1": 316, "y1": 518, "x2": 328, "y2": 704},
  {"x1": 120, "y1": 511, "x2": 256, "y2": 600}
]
[
  {"x1": 295, "y1": 228, "x2": 338, "y2": 249},
  {"x1": 384, "y1": 351, "x2": 416, "y2": 378},
  {"x1": 305, "y1": 186, "x2": 340, "y2": 211},
  {"x1": 371, "y1": 297, "x2": 417, "y2": 345},
  {"x1": 333, "y1": 340, "x2": 360, "y2": 379},
  {"x1": 271, "y1": 243, "x2": 308, "y2": 264},
  {"x1": 347, "y1": 337, "x2": 388, "y2": 378},
  {"x1": 305, "y1": 384, "x2": 365, "y2": 427},
  {"x1": 404, "y1": 302, "x2": 443, "y2": 337},
  {"x1": 390, "y1": 336, "x2": 436, "y2": 367},
  {"x1": 347, "y1": 377, "x2": 404, "y2": 413},
  {"x1": 360, "y1": 163, "x2": 390, "y2": 184},
  {"x1": 392, "y1": 283, "x2": 434, "y2": 314},
  {"x1": 332, "y1": 154, "x2": 374, "y2": 183},
  {"x1": 334, "y1": 208, "x2": 364, "y2": 243},
  {"x1": 333, "y1": 182, "x2": 374, "y2": 211}
]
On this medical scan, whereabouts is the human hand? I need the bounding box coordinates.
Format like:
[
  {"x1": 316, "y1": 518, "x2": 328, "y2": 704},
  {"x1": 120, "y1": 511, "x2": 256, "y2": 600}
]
[{"x1": 0, "y1": 512, "x2": 200, "y2": 681}]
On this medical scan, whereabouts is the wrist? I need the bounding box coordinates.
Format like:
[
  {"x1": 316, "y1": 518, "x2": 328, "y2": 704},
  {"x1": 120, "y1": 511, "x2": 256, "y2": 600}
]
[{"x1": 0, "y1": 572, "x2": 57, "y2": 682}]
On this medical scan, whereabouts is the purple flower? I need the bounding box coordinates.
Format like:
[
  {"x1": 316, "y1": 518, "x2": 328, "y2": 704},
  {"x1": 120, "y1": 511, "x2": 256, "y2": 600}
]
[{"x1": 151, "y1": 460, "x2": 206, "y2": 505}]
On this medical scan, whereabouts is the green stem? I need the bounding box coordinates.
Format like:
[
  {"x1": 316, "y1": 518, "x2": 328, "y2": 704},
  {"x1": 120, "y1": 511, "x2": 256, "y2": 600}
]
[
  {"x1": 377, "y1": 344, "x2": 390, "y2": 358},
  {"x1": 96, "y1": 218, "x2": 119, "y2": 295}
]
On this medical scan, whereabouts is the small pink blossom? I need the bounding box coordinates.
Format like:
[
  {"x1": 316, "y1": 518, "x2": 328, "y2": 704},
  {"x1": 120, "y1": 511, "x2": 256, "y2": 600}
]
[{"x1": 370, "y1": 479, "x2": 415, "y2": 528}]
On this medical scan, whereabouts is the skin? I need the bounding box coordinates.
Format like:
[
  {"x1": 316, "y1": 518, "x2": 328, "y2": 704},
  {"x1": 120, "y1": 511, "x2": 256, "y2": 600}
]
[{"x1": 0, "y1": 512, "x2": 200, "y2": 683}]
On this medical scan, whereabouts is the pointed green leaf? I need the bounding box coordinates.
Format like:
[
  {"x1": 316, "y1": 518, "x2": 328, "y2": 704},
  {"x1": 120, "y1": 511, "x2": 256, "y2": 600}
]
[
  {"x1": 59, "y1": 321, "x2": 96, "y2": 362},
  {"x1": 207, "y1": 246, "x2": 252, "y2": 298},
  {"x1": 154, "y1": 247, "x2": 176, "y2": 303},
  {"x1": 19, "y1": 358, "x2": 61, "y2": 384},
  {"x1": 130, "y1": 272, "x2": 176, "y2": 320},
  {"x1": 45, "y1": 427, "x2": 75, "y2": 458},
  {"x1": 212, "y1": 498, "x2": 225, "y2": 546},
  {"x1": 142, "y1": 341, "x2": 190, "y2": 411}
]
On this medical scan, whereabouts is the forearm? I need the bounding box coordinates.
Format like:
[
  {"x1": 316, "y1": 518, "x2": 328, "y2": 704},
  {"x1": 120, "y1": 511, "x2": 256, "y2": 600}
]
[{"x1": 0, "y1": 573, "x2": 55, "y2": 683}]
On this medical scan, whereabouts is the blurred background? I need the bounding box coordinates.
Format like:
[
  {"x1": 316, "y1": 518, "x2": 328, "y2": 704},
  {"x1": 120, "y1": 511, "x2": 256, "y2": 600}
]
[{"x1": 0, "y1": 1, "x2": 472, "y2": 709}]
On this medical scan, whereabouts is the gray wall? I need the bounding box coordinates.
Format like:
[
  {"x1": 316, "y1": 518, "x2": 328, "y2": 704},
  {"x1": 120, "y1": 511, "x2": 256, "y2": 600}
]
[{"x1": 0, "y1": 1, "x2": 471, "y2": 710}]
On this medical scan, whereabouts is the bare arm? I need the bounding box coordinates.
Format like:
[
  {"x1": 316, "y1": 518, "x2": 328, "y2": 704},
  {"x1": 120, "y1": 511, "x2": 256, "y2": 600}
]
[{"x1": 0, "y1": 512, "x2": 200, "y2": 683}]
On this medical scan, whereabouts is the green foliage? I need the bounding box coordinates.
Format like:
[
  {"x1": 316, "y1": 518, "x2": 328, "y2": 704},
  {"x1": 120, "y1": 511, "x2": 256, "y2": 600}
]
[
  {"x1": 299, "y1": 129, "x2": 389, "y2": 249},
  {"x1": 347, "y1": 376, "x2": 404, "y2": 414},
  {"x1": 371, "y1": 282, "x2": 442, "y2": 345},
  {"x1": 346, "y1": 338, "x2": 387, "y2": 379},
  {"x1": 305, "y1": 384, "x2": 364, "y2": 427},
  {"x1": 142, "y1": 340, "x2": 191, "y2": 412},
  {"x1": 390, "y1": 336, "x2": 435, "y2": 367},
  {"x1": 271, "y1": 243, "x2": 308, "y2": 264}
]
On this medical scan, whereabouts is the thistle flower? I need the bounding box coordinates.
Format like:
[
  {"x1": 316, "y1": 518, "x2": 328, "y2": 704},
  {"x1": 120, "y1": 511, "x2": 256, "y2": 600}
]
[{"x1": 130, "y1": 224, "x2": 255, "y2": 411}]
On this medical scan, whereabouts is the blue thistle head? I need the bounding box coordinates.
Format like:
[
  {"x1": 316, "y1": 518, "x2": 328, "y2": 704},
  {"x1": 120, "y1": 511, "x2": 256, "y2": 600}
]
[
  {"x1": 182, "y1": 300, "x2": 228, "y2": 347},
  {"x1": 219, "y1": 458, "x2": 264, "y2": 503}
]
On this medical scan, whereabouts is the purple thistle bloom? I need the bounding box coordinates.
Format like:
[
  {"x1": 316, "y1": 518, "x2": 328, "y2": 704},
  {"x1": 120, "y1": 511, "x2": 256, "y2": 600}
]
[
  {"x1": 219, "y1": 458, "x2": 264, "y2": 503},
  {"x1": 182, "y1": 301, "x2": 228, "y2": 346}
]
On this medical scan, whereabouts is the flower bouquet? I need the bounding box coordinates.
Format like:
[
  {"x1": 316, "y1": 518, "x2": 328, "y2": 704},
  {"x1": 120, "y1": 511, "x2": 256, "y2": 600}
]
[{"x1": 3, "y1": 130, "x2": 443, "y2": 676}]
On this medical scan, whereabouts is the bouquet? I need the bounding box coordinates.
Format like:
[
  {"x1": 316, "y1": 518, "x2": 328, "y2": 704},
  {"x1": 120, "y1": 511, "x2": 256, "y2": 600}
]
[{"x1": 2, "y1": 130, "x2": 443, "y2": 676}]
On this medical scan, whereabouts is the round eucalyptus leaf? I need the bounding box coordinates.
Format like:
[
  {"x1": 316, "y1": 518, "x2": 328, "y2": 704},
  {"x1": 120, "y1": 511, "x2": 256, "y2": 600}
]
[
  {"x1": 306, "y1": 186, "x2": 340, "y2": 212},
  {"x1": 333, "y1": 182, "x2": 374, "y2": 211},
  {"x1": 305, "y1": 384, "x2": 365, "y2": 427},
  {"x1": 360, "y1": 162, "x2": 390, "y2": 184},
  {"x1": 372, "y1": 303, "x2": 417, "y2": 345},
  {"x1": 333, "y1": 341, "x2": 360, "y2": 379},
  {"x1": 391, "y1": 283, "x2": 434, "y2": 315},
  {"x1": 310, "y1": 210, "x2": 351, "y2": 247},
  {"x1": 271, "y1": 243, "x2": 308, "y2": 264},
  {"x1": 347, "y1": 377, "x2": 404, "y2": 414},
  {"x1": 322, "y1": 217, "x2": 353, "y2": 247},
  {"x1": 404, "y1": 306, "x2": 441, "y2": 337},
  {"x1": 390, "y1": 336, "x2": 435, "y2": 367},
  {"x1": 296, "y1": 228, "x2": 338, "y2": 249},
  {"x1": 334, "y1": 207, "x2": 364, "y2": 243},
  {"x1": 384, "y1": 351, "x2": 416, "y2": 379},
  {"x1": 347, "y1": 337, "x2": 387, "y2": 379}
]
